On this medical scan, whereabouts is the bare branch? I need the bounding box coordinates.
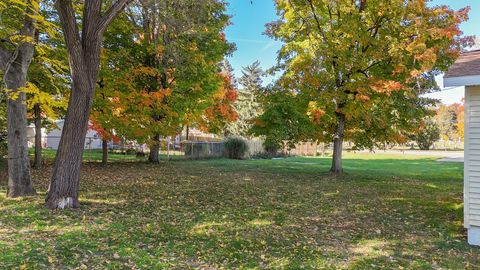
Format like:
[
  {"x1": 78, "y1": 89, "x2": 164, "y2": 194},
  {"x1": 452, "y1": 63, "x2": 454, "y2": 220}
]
[{"x1": 97, "y1": 0, "x2": 133, "y2": 33}]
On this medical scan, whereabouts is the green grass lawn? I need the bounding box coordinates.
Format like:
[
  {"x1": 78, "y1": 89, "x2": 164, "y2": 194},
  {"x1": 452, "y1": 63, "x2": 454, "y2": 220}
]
[
  {"x1": 33, "y1": 148, "x2": 143, "y2": 162},
  {"x1": 31, "y1": 148, "x2": 185, "y2": 163},
  {"x1": 0, "y1": 153, "x2": 477, "y2": 269}
]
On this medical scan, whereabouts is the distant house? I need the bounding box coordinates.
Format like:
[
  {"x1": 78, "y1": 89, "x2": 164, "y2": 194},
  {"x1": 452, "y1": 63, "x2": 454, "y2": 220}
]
[
  {"x1": 26, "y1": 125, "x2": 47, "y2": 148},
  {"x1": 45, "y1": 120, "x2": 104, "y2": 150},
  {"x1": 28, "y1": 121, "x2": 222, "y2": 151},
  {"x1": 182, "y1": 127, "x2": 222, "y2": 142}
]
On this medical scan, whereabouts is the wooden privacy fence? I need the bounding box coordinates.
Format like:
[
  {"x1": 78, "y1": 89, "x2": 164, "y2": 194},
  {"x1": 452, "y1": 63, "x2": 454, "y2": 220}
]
[
  {"x1": 283, "y1": 142, "x2": 324, "y2": 156},
  {"x1": 182, "y1": 142, "x2": 225, "y2": 159},
  {"x1": 246, "y1": 140, "x2": 326, "y2": 157},
  {"x1": 182, "y1": 139, "x2": 327, "y2": 159},
  {"x1": 245, "y1": 140, "x2": 264, "y2": 156}
]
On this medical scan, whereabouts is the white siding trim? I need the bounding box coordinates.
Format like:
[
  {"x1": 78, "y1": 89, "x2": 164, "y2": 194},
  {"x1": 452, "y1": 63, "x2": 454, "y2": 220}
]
[
  {"x1": 464, "y1": 86, "x2": 480, "y2": 228},
  {"x1": 466, "y1": 87, "x2": 470, "y2": 228},
  {"x1": 444, "y1": 75, "x2": 480, "y2": 87}
]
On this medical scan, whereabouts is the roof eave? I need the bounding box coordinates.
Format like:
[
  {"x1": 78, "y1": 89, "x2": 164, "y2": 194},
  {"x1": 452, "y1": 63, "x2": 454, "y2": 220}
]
[{"x1": 444, "y1": 75, "x2": 480, "y2": 88}]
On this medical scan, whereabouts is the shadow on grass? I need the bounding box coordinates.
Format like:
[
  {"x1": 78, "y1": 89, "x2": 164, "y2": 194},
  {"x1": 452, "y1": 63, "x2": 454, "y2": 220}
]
[{"x1": 0, "y1": 155, "x2": 474, "y2": 269}]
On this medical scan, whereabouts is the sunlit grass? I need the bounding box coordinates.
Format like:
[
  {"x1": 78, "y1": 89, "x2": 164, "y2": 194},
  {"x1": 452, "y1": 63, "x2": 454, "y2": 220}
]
[{"x1": 0, "y1": 154, "x2": 478, "y2": 269}]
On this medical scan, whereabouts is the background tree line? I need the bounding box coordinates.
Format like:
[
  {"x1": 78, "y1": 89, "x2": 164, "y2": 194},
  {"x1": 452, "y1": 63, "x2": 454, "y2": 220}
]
[
  {"x1": 0, "y1": 0, "x2": 472, "y2": 210},
  {"x1": 0, "y1": 0, "x2": 238, "y2": 209},
  {"x1": 412, "y1": 102, "x2": 465, "y2": 150}
]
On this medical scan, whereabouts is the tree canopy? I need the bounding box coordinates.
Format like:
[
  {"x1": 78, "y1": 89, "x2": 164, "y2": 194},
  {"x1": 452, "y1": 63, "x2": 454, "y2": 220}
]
[
  {"x1": 91, "y1": 0, "x2": 236, "y2": 162},
  {"x1": 226, "y1": 60, "x2": 264, "y2": 137},
  {"x1": 253, "y1": 0, "x2": 472, "y2": 173}
]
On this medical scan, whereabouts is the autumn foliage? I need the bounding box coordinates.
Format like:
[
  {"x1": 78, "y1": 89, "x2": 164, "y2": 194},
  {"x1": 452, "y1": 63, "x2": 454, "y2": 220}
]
[
  {"x1": 201, "y1": 72, "x2": 239, "y2": 133},
  {"x1": 253, "y1": 0, "x2": 472, "y2": 173},
  {"x1": 91, "y1": 0, "x2": 236, "y2": 148}
]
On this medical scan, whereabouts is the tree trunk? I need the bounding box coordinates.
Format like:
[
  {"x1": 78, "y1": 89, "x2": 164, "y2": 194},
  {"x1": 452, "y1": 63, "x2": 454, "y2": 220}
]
[
  {"x1": 330, "y1": 113, "x2": 346, "y2": 174},
  {"x1": 102, "y1": 139, "x2": 108, "y2": 166},
  {"x1": 45, "y1": 75, "x2": 95, "y2": 209},
  {"x1": 5, "y1": 73, "x2": 36, "y2": 197},
  {"x1": 33, "y1": 103, "x2": 42, "y2": 169},
  {"x1": 3, "y1": 9, "x2": 37, "y2": 197},
  {"x1": 45, "y1": 0, "x2": 130, "y2": 209},
  {"x1": 148, "y1": 134, "x2": 160, "y2": 163}
]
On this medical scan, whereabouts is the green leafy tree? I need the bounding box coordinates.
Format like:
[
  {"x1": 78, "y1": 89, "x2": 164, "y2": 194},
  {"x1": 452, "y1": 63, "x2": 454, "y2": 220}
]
[
  {"x1": 413, "y1": 119, "x2": 440, "y2": 150},
  {"x1": 0, "y1": 0, "x2": 42, "y2": 197},
  {"x1": 225, "y1": 60, "x2": 263, "y2": 137},
  {"x1": 251, "y1": 84, "x2": 314, "y2": 151},
  {"x1": 1, "y1": 0, "x2": 66, "y2": 176},
  {"x1": 255, "y1": 0, "x2": 471, "y2": 174},
  {"x1": 45, "y1": 0, "x2": 131, "y2": 209},
  {"x1": 25, "y1": 6, "x2": 69, "y2": 169},
  {"x1": 92, "y1": 0, "x2": 235, "y2": 164},
  {"x1": 90, "y1": 11, "x2": 137, "y2": 165},
  {"x1": 433, "y1": 103, "x2": 464, "y2": 141}
]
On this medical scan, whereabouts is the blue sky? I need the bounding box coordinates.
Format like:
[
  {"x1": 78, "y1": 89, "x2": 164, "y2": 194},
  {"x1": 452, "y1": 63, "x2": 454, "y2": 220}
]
[
  {"x1": 224, "y1": 0, "x2": 480, "y2": 104},
  {"x1": 224, "y1": 0, "x2": 282, "y2": 82}
]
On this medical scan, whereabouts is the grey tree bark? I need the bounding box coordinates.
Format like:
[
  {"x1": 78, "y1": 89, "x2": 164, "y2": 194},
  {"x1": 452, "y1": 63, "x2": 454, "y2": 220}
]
[
  {"x1": 33, "y1": 103, "x2": 42, "y2": 169},
  {"x1": 102, "y1": 139, "x2": 108, "y2": 166},
  {"x1": 330, "y1": 113, "x2": 346, "y2": 174},
  {"x1": 148, "y1": 134, "x2": 160, "y2": 164},
  {"x1": 0, "y1": 3, "x2": 37, "y2": 197},
  {"x1": 45, "y1": 0, "x2": 131, "y2": 209}
]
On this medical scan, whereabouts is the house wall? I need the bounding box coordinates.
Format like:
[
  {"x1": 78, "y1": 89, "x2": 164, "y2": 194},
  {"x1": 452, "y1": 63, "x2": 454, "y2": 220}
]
[
  {"x1": 46, "y1": 123, "x2": 62, "y2": 150},
  {"x1": 26, "y1": 126, "x2": 48, "y2": 148},
  {"x1": 465, "y1": 86, "x2": 480, "y2": 245},
  {"x1": 46, "y1": 120, "x2": 103, "y2": 150}
]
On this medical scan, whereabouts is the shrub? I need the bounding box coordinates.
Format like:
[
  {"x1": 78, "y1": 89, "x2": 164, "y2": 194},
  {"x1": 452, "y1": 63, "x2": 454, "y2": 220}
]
[
  {"x1": 413, "y1": 121, "x2": 440, "y2": 150},
  {"x1": 263, "y1": 139, "x2": 281, "y2": 156},
  {"x1": 126, "y1": 148, "x2": 136, "y2": 155},
  {"x1": 224, "y1": 137, "x2": 248, "y2": 159}
]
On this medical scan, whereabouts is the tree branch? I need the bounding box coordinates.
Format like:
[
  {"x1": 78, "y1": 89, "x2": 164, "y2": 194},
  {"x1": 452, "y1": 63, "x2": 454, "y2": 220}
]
[
  {"x1": 97, "y1": 0, "x2": 132, "y2": 33},
  {"x1": 306, "y1": 0, "x2": 328, "y2": 44},
  {"x1": 83, "y1": 0, "x2": 103, "y2": 41},
  {"x1": 286, "y1": 0, "x2": 309, "y2": 38},
  {"x1": 2, "y1": 0, "x2": 36, "y2": 76},
  {"x1": 0, "y1": 43, "x2": 12, "y2": 70},
  {"x1": 55, "y1": 0, "x2": 83, "y2": 66}
]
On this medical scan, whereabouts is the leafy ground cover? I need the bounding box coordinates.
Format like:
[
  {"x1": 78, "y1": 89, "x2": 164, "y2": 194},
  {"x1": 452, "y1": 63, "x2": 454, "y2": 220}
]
[
  {"x1": 32, "y1": 148, "x2": 186, "y2": 163},
  {"x1": 32, "y1": 149, "x2": 142, "y2": 162},
  {"x1": 0, "y1": 153, "x2": 478, "y2": 269}
]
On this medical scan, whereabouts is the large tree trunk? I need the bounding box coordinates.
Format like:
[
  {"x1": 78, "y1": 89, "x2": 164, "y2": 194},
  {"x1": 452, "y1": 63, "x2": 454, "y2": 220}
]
[
  {"x1": 2, "y1": 7, "x2": 37, "y2": 197},
  {"x1": 148, "y1": 134, "x2": 160, "y2": 163},
  {"x1": 5, "y1": 72, "x2": 36, "y2": 197},
  {"x1": 33, "y1": 103, "x2": 42, "y2": 169},
  {"x1": 102, "y1": 139, "x2": 108, "y2": 166},
  {"x1": 45, "y1": 0, "x2": 131, "y2": 209},
  {"x1": 330, "y1": 113, "x2": 346, "y2": 174},
  {"x1": 45, "y1": 77, "x2": 95, "y2": 209}
]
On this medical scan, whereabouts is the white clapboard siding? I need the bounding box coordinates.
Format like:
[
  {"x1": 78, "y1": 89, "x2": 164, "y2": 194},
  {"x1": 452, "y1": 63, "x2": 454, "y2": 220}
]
[
  {"x1": 465, "y1": 86, "x2": 480, "y2": 228},
  {"x1": 470, "y1": 182, "x2": 480, "y2": 189}
]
